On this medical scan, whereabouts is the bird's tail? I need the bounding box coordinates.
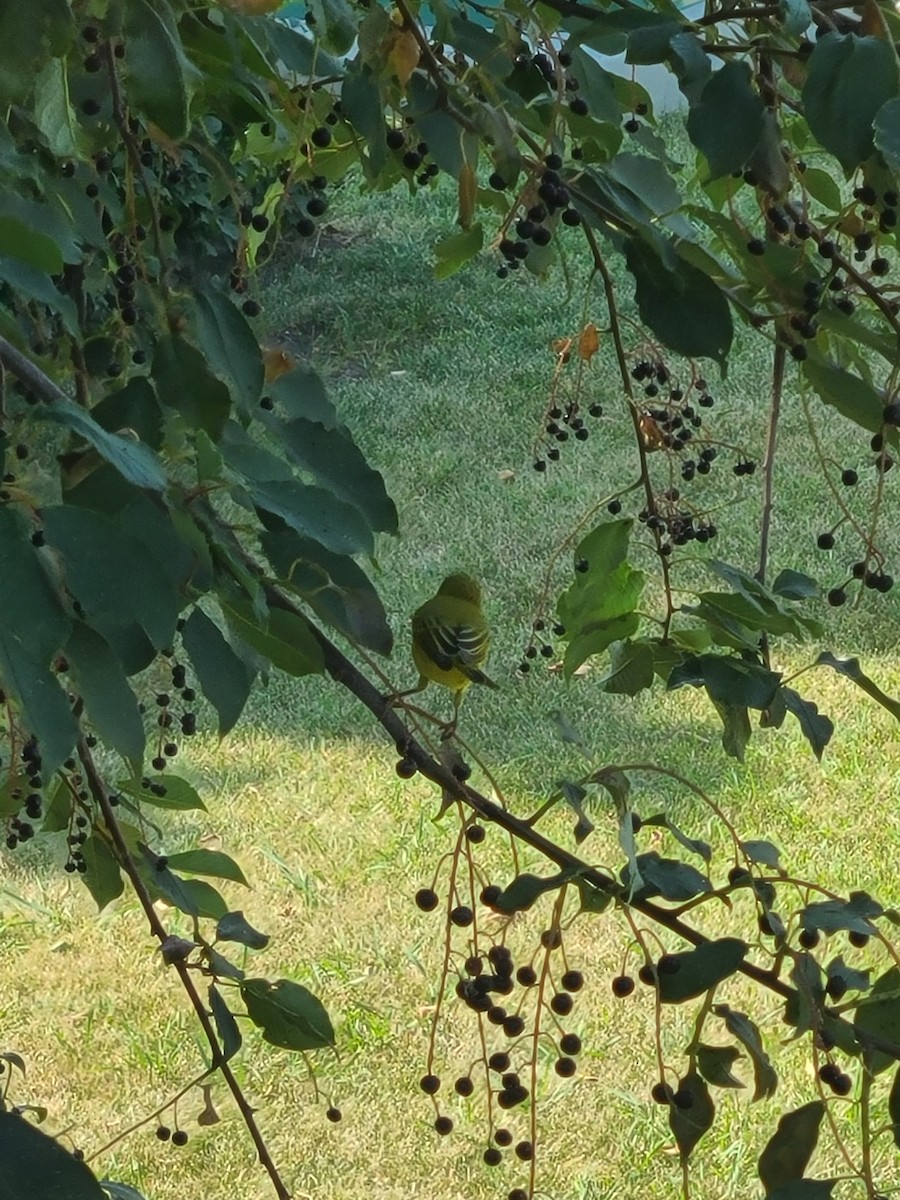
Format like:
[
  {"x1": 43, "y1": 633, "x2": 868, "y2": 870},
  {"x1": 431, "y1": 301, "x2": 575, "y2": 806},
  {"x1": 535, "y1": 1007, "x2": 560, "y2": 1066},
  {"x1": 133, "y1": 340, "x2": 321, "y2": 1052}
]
[{"x1": 462, "y1": 665, "x2": 499, "y2": 689}]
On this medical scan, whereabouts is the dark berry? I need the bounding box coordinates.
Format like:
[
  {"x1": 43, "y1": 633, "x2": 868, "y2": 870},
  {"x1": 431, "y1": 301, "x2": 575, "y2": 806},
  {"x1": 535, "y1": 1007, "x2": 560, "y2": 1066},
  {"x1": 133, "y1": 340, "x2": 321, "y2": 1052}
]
[
  {"x1": 516, "y1": 965, "x2": 537, "y2": 987},
  {"x1": 387, "y1": 129, "x2": 405, "y2": 150},
  {"x1": 434, "y1": 1115, "x2": 453, "y2": 1135},
  {"x1": 420, "y1": 1074, "x2": 441, "y2": 1095},
  {"x1": 156, "y1": 1125, "x2": 171, "y2": 1141},
  {"x1": 817, "y1": 532, "x2": 835, "y2": 550},
  {"x1": 651, "y1": 1082, "x2": 673, "y2": 1104},
  {"x1": 841, "y1": 468, "x2": 858, "y2": 486},
  {"x1": 799, "y1": 928, "x2": 820, "y2": 950},
  {"x1": 550, "y1": 992, "x2": 573, "y2": 1016},
  {"x1": 484, "y1": 1147, "x2": 502, "y2": 1166},
  {"x1": 326, "y1": 1106, "x2": 342, "y2": 1123},
  {"x1": 311, "y1": 127, "x2": 332, "y2": 148},
  {"x1": 560, "y1": 969, "x2": 584, "y2": 992},
  {"x1": 450, "y1": 905, "x2": 474, "y2": 927},
  {"x1": 515, "y1": 1141, "x2": 534, "y2": 1161},
  {"x1": 555, "y1": 1057, "x2": 577, "y2": 1077},
  {"x1": 827, "y1": 587, "x2": 847, "y2": 607},
  {"x1": 454, "y1": 1076, "x2": 474, "y2": 1096},
  {"x1": 396, "y1": 757, "x2": 417, "y2": 778},
  {"x1": 415, "y1": 888, "x2": 439, "y2": 912},
  {"x1": 495, "y1": 1128, "x2": 513, "y2": 1147},
  {"x1": 747, "y1": 238, "x2": 765, "y2": 256},
  {"x1": 171, "y1": 1130, "x2": 188, "y2": 1146},
  {"x1": 488, "y1": 172, "x2": 506, "y2": 191},
  {"x1": 848, "y1": 930, "x2": 870, "y2": 948},
  {"x1": 242, "y1": 299, "x2": 260, "y2": 318}
]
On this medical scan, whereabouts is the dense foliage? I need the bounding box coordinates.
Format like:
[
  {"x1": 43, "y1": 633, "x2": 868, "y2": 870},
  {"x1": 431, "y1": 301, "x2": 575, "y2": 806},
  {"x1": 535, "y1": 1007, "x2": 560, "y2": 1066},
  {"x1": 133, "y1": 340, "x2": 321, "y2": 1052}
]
[{"x1": 2, "y1": 0, "x2": 900, "y2": 1196}]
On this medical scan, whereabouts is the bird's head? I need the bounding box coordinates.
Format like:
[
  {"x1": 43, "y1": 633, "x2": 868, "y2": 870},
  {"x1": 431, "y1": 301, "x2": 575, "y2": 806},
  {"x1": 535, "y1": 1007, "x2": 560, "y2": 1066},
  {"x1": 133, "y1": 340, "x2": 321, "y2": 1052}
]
[{"x1": 438, "y1": 573, "x2": 482, "y2": 605}]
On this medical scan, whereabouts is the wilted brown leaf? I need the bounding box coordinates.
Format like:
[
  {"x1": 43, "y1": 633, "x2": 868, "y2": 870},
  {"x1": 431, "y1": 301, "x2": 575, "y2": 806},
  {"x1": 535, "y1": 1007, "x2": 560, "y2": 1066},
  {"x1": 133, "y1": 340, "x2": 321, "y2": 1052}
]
[
  {"x1": 860, "y1": 0, "x2": 891, "y2": 38},
  {"x1": 263, "y1": 345, "x2": 295, "y2": 383},
  {"x1": 578, "y1": 323, "x2": 600, "y2": 362},
  {"x1": 497, "y1": 468, "x2": 516, "y2": 482},
  {"x1": 551, "y1": 337, "x2": 573, "y2": 364},
  {"x1": 458, "y1": 162, "x2": 477, "y2": 230},
  {"x1": 639, "y1": 413, "x2": 665, "y2": 451}
]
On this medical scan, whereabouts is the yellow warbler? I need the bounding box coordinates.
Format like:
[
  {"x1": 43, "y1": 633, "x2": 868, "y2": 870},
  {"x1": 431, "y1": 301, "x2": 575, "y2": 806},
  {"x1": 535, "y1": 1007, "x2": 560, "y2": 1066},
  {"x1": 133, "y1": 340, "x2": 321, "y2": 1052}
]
[{"x1": 405, "y1": 573, "x2": 498, "y2": 731}]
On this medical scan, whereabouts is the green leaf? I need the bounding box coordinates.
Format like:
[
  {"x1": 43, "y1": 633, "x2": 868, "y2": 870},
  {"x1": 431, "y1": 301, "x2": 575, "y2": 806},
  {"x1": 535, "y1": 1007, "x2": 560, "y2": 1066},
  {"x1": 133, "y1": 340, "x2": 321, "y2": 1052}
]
[
  {"x1": 772, "y1": 570, "x2": 819, "y2": 601},
  {"x1": 217, "y1": 910, "x2": 269, "y2": 950},
  {"x1": 740, "y1": 840, "x2": 781, "y2": 869},
  {"x1": 714, "y1": 1005, "x2": 777, "y2": 1100},
  {"x1": 79, "y1": 835, "x2": 125, "y2": 912},
  {"x1": 782, "y1": 688, "x2": 833, "y2": 761},
  {"x1": 181, "y1": 608, "x2": 255, "y2": 736},
  {"x1": 434, "y1": 224, "x2": 484, "y2": 279},
  {"x1": 164, "y1": 849, "x2": 249, "y2": 888},
  {"x1": 874, "y1": 97, "x2": 900, "y2": 172},
  {"x1": 0, "y1": 507, "x2": 76, "y2": 775},
  {"x1": 193, "y1": 289, "x2": 263, "y2": 412},
  {"x1": 340, "y1": 64, "x2": 388, "y2": 180},
  {"x1": 669, "y1": 655, "x2": 781, "y2": 710},
  {"x1": 43, "y1": 507, "x2": 179, "y2": 660},
  {"x1": 223, "y1": 599, "x2": 324, "y2": 678},
  {"x1": 625, "y1": 236, "x2": 733, "y2": 367},
  {"x1": 567, "y1": 48, "x2": 620, "y2": 123},
  {"x1": 758, "y1": 1101, "x2": 825, "y2": 1195},
  {"x1": 626, "y1": 852, "x2": 710, "y2": 902},
  {"x1": 641, "y1": 814, "x2": 711, "y2": 863},
  {"x1": 36, "y1": 402, "x2": 167, "y2": 492},
  {"x1": 246, "y1": 478, "x2": 374, "y2": 557},
  {"x1": 494, "y1": 871, "x2": 569, "y2": 914},
  {"x1": 0, "y1": 0, "x2": 75, "y2": 108},
  {"x1": 209, "y1": 984, "x2": 242, "y2": 1063},
  {"x1": 270, "y1": 417, "x2": 398, "y2": 535},
  {"x1": 779, "y1": 0, "x2": 811, "y2": 35},
  {"x1": 90, "y1": 378, "x2": 165, "y2": 452},
  {"x1": 598, "y1": 639, "x2": 655, "y2": 695},
  {"x1": 826, "y1": 955, "x2": 870, "y2": 996},
  {"x1": 801, "y1": 168, "x2": 842, "y2": 212},
  {"x1": 0, "y1": 215, "x2": 63, "y2": 275},
  {"x1": 658, "y1": 939, "x2": 747, "y2": 1004},
  {"x1": 120, "y1": 776, "x2": 207, "y2": 812},
  {"x1": 269, "y1": 365, "x2": 338, "y2": 427},
  {"x1": 802, "y1": 34, "x2": 899, "y2": 171},
  {"x1": 853, "y1": 966, "x2": 900, "y2": 1073},
  {"x1": 697, "y1": 1044, "x2": 745, "y2": 1089},
  {"x1": 241, "y1": 977, "x2": 335, "y2": 1050},
  {"x1": 803, "y1": 893, "x2": 882, "y2": 936},
  {"x1": 816, "y1": 652, "x2": 900, "y2": 722},
  {"x1": 308, "y1": 0, "x2": 356, "y2": 55},
  {"x1": 888, "y1": 1063, "x2": 900, "y2": 1148},
  {"x1": 123, "y1": 0, "x2": 191, "y2": 140},
  {"x1": 33, "y1": 58, "x2": 78, "y2": 158},
  {"x1": 803, "y1": 361, "x2": 890, "y2": 438},
  {"x1": 687, "y1": 62, "x2": 764, "y2": 180},
  {"x1": 152, "y1": 335, "x2": 231, "y2": 441},
  {"x1": 260, "y1": 527, "x2": 393, "y2": 655},
  {"x1": 0, "y1": 1110, "x2": 106, "y2": 1200},
  {"x1": 138, "y1": 845, "x2": 224, "y2": 918},
  {"x1": 713, "y1": 699, "x2": 751, "y2": 761},
  {"x1": 65, "y1": 624, "x2": 145, "y2": 772},
  {"x1": 575, "y1": 876, "x2": 612, "y2": 913},
  {"x1": 669, "y1": 1072, "x2": 714, "y2": 1163}
]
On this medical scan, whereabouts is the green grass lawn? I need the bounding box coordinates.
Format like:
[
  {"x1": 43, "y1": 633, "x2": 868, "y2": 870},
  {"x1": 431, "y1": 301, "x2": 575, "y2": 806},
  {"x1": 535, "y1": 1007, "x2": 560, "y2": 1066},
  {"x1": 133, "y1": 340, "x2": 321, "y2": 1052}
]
[{"x1": 3, "y1": 121, "x2": 900, "y2": 1200}]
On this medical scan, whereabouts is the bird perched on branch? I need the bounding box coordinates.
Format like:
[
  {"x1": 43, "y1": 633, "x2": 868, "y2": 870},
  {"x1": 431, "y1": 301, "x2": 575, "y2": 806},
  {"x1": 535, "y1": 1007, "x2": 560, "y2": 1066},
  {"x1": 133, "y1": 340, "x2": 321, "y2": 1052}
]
[{"x1": 398, "y1": 573, "x2": 498, "y2": 735}]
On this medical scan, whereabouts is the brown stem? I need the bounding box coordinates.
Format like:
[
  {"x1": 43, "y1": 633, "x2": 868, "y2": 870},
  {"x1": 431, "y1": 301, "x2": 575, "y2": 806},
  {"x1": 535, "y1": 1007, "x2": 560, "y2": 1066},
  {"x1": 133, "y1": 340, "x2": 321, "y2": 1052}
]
[
  {"x1": 102, "y1": 41, "x2": 169, "y2": 283},
  {"x1": 78, "y1": 744, "x2": 292, "y2": 1200},
  {"x1": 392, "y1": 0, "x2": 479, "y2": 134},
  {"x1": 580, "y1": 223, "x2": 676, "y2": 638},
  {"x1": 757, "y1": 342, "x2": 785, "y2": 667},
  {"x1": 0, "y1": 334, "x2": 71, "y2": 405}
]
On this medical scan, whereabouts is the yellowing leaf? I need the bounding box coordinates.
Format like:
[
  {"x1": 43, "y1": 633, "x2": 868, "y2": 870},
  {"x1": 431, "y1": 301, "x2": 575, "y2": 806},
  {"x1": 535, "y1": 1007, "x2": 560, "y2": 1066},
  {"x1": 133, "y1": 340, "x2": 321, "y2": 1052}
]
[
  {"x1": 578, "y1": 323, "x2": 600, "y2": 362},
  {"x1": 386, "y1": 28, "x2": 420, "y2": 89},
  {"x1": 458, "y1": 162, "x2": 477, "y2": 230}
]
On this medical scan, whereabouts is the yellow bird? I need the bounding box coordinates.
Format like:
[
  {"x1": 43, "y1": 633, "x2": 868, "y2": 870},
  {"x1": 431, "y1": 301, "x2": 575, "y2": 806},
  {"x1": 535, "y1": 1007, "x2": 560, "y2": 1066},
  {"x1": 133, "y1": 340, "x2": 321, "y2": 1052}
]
[{"x1": 403, "y1": 573, "x2": 498, "y2": 733}]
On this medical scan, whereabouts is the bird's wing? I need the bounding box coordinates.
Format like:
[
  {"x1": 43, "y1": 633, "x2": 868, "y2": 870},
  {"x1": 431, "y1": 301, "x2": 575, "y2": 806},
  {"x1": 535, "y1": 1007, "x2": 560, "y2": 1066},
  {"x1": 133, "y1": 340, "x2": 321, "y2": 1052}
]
[{"x1": 413, "y1": 604, "x2": 490, "y2": 679}]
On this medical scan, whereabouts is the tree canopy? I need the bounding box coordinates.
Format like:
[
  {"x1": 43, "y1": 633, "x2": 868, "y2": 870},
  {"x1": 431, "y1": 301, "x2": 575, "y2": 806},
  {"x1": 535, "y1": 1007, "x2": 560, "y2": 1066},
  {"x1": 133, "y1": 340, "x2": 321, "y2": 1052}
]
[{"x1": 2, "y1": 0, "x2": 900, "y2": 1196}]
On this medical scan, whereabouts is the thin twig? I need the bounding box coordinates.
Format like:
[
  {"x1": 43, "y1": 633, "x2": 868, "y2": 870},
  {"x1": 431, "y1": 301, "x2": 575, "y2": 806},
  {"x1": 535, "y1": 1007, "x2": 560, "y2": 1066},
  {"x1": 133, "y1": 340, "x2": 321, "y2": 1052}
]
[{"x1": 78, "y1": 744, "x2": 293, "y2": 1200}]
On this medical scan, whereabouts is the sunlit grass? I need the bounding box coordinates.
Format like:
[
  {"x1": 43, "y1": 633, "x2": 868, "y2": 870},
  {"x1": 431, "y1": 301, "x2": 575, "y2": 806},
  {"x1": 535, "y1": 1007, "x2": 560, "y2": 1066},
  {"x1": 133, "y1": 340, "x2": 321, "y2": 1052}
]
[{"x1": 3, "y1": 116, "x2": 900, "y2": 1200}]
